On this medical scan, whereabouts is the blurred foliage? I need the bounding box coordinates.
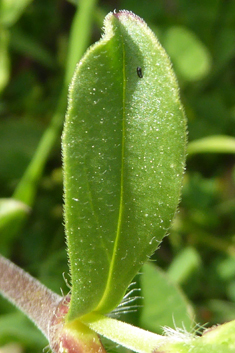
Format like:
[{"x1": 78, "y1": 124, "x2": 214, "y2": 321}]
[{"x1": 0, "y1": 0, "x2": 235, "y2": 352}]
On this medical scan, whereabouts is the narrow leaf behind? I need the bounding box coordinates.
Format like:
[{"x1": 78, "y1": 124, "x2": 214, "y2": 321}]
[{"x1": 63, "y1": 10, "x2": 187, "y2": 321}]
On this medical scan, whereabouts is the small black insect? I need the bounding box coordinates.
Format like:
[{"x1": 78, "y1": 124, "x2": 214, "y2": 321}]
[{"x1": 137, "y1": 66, "x2": 143, "y2": 78}]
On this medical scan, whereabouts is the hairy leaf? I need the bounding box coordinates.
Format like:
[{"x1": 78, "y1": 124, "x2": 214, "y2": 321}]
[{"x1": 63, "y1": 10, "x2": 186, "y2": 321}]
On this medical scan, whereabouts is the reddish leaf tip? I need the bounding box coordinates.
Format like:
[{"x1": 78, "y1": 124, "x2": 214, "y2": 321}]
[{"x1": 112, "y1": 9, "x2": 145, "y2": 23}]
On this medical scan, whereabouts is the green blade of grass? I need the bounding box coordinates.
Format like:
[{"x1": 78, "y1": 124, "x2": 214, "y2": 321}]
[{"x1": 12, "y1": 0, "x2": 97, "y2": 206}]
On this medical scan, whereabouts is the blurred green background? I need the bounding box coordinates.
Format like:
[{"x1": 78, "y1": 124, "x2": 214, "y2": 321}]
[{"x1": 0, "y1": 0, "x2": 235, "y2": 352}]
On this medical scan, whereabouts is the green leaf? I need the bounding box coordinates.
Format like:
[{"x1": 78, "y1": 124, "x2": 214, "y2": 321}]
[
  {"x1": 0, "y1": 199, "x2": 30, "y2": 256},
  {"x1": 63, "y1": 10, "x2": 186, "y2": 321},
  {"x1": 187, "y1": 135, "x2": 235, "y2": 155},
  {"x1": 163, "y1": 26, "x2": 211, "y2": 82},
  {"x1": 64, "y1": 0, "x2": 98, "y2": 85},
  {"x1": 167, "y1": 246, "x2": 201, "y2": 285},
  {"x1": 0, "y1": 0, "x2": 33, "y2": 27},
  {"x1": 156, "y1": 319, "x2": 235, "y2": 353},
  {"x1": 0, "y1": 312, "x2": 46, "y2": 347},
  {"x1": 140, "y1": 263, "x2": 194, "y2": 334},
  {"x1": 0, "y1": 29, "x2": 10, "y2": 92},
  {"x1": 0, "y1": 198, "x2": 29, "y2": 228}
]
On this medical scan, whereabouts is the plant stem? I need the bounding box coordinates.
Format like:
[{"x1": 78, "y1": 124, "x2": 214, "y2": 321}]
[
  {"x1": 13, "y1": 87, "x2": 67, "y2": 206},
  {"x1": 13, "y1": 0, "x2": 98, "y2": 206},
  {"x1": 2, "y1": 0, "x2": 98, "y2": 245},
  {"x1": 0, "y1": 255, "x2": 61, "y2": 338},
  {"x1": 65, "y1": 0, "x2": 98, "y2": 86},
  {"x1": 81, "y1": 313, "x2": 169, "y2": 353}
]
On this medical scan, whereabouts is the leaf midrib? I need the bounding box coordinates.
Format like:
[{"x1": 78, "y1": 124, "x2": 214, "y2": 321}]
[{"x1": 95, "y1": 36, "x2": 126, "y2": 312}]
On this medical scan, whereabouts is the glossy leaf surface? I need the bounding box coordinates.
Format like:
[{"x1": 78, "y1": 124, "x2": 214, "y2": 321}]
[{"x1": 63, "y1": 10, "x2": 186, "y2": 321}]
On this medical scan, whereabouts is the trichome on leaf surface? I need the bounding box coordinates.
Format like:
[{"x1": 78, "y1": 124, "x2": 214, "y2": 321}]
[
  {"x1": 63, "y1": 9, "x2": 186, "y2": 322},
  {"x1": 0, "y1": 10, "x2": 187, "y2": 353}
]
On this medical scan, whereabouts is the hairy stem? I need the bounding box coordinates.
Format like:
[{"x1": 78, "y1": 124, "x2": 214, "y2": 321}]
[
  {"x1": 82, "y1": 312, "x2": 168, "y2": 353},
  {"x1": 0, "y1": 254, "x2": 62, "y2": 338}
]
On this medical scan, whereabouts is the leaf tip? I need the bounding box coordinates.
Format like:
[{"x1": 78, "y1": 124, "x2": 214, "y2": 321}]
[{"x1": 111, "y1": 9, "x2": 145, "y2": 23}]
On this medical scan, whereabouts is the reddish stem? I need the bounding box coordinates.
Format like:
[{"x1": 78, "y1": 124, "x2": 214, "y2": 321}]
[{"x1": 0, "y1": 254, "x2": 62, "y2": 338}]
